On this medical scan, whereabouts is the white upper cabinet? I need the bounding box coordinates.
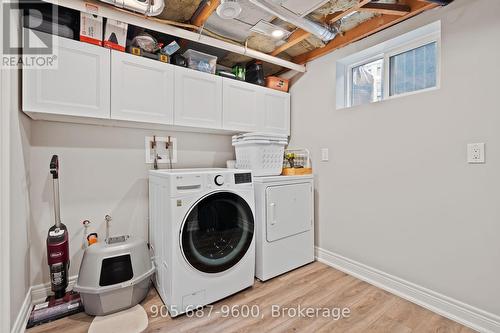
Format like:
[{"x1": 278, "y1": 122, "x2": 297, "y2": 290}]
[
  {"x1": 174, "y1": 66, "x2": 223, "y2": 129},
  {"x1": 111, "y1": 51, "x2": 174, "y2": 124},
  {"x1": 261, "y1": 88, "x2": 290, "y2": 135},
  {"x1": 222, "y1": 78, "x2": 290, "y2": 135},
  {"x1": 21, "y1": 29, "x2": 289, "y2": 134},
  {"x1": 222, "y1": 78, "x2": 262, "y2": 132},
  {"x1": 222, "y1": 78, "x2": 263, "y2": 132},
  {"x1": 22, "y1": 30, "x2": 111, "y2": 119}
]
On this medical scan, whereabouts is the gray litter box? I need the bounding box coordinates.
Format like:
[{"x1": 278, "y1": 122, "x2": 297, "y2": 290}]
[{"x1": 74, "y1": 236, "x2": 155, "y2": 316}]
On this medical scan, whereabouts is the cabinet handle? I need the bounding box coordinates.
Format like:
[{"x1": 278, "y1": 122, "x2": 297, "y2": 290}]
[{"x1": 270, "y1": 203, "x2": 276, "y2": 225}]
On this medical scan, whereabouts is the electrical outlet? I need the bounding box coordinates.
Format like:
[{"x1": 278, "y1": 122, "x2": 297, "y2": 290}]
[
  {"x1": 467, "y1": 143, "x2": 485, "y2": 164},
  {"x1": 321, "y1": 148, "x2": 329, "y2": 162},
  {"x1": 145, "y1": 136, "x2": 177, "y2": 164}
]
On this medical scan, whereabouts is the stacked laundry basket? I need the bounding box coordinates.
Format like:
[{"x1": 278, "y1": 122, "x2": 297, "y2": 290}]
[{"x1": 232, "y1": 132, "x2": 288, "y2": 176}]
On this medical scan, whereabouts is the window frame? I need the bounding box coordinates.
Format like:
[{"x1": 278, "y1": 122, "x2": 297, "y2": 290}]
[
  {"x1": 346, "y1": 54, "x2": 385, "y2": 108},
  {"x1": 343, "y1": 28, "x2": 441, "y2": 108},
  {"x1": 384, "y1": 32, "x2": 441, "y2": 100}
]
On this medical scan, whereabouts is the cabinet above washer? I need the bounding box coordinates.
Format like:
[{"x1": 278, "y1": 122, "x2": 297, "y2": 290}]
[
  {"x1": 22, "y1": 30, "x2": 290, "y2": 135},
  {"x1": 22, "y1": 32, "x2": 111, "y2": 119}
]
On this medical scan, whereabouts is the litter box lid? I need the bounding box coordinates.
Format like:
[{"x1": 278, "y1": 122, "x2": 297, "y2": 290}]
[{"x1": 74, "y1": 236, "x2": 155, "y2": 294}]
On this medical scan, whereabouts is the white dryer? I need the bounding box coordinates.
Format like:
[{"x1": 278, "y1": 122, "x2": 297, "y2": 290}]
[
  {"x1": 253, "y1": 175, "x2": 314, "y2": 281},
  {"x1": 148, "y1": 168, "x2": 255, "y2": 316}
]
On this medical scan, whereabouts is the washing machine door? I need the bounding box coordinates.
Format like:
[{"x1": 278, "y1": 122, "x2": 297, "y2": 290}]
[{"x1": 181, "y1": 192, "x2": 254, "y2": 274}]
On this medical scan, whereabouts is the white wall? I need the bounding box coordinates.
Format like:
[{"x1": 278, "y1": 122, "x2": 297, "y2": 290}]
[
  {"x1": 290, "y1": 0, "x2": 500, "y2": 319},
  {"x1": 29, "y1": 121, "x2": 234, "y2": 286},
  {"x1": 6, "y1": 9, "x2": 32, "y2": 330},
  {"x1": 9, "y1": 109, "x2": 31, "y2": 328}
]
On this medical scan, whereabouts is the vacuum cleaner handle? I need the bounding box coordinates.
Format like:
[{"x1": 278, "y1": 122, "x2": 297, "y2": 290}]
[
  {"x1": 50, "y1": 155, "x2": 59, "y2": 179},
  {"x1": 50, "y1": 155, "x2": 62, "y2": 228}
]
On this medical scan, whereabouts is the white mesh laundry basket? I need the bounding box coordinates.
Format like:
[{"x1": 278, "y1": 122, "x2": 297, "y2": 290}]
[{"x1": 232, "y1": 133, "x2": 288, "y2": 177}]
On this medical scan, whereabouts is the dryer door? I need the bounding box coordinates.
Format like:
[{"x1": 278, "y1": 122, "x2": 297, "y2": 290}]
[
  {"x1": 266, "y1": 182, "x2": 313, "y2": 242},
  {"x1": 181, "y1": 192, "x2": 254, "y2": 274}
]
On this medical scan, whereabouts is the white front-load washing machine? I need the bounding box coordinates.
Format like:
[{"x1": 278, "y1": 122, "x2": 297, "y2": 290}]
[
  {"x1": 148, "y1": 168, "x2": 255, "y2": 317},
  {"x1": 253, "y1": 175, "x2": 314, "y2": 281}
]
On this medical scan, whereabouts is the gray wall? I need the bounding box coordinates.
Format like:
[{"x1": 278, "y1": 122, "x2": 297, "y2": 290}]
[
  {"x1": 290, "y1": 0, "x2": 500, "y2": 317},
  {"x1": 29, "y1": 121, "x2": 234, "y2": 286}
]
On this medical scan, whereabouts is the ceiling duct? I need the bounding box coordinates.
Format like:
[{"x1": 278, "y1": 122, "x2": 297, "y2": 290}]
[
  {"x1": 423, "y1": 0, "x2": 454, "y2": 5},
  {"x1": 98, "y1": 0, "x2": 165, "y2": 16},
  {"x1": 248, "y1": 0, "x2": 338, "y2": 42}
]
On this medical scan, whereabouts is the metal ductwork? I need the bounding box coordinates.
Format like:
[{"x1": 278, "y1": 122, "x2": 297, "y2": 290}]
[
  {"x1": 424, "y1": 0, "x2": 454, "y2": 5},
  {"x1": 99, "y1": 0, "x2": 165, "y2": 17},
  {"x1": 248, "y1": 0, "x2": 338, "y2": 42}
]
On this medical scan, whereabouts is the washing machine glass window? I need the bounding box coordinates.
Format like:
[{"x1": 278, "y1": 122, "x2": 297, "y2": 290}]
[{"x1": 181, "y1": 192, "x2": 254, "y2": 274}]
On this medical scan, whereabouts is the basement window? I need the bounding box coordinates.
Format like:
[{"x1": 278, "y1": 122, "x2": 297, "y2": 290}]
[{"x1": 336, "y1": 21, "x2": 441, "y2": 109}]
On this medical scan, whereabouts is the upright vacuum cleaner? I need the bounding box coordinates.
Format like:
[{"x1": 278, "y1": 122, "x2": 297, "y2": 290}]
[{"x1": 27, "y1": 155, "x2": 83, "y2": 328}]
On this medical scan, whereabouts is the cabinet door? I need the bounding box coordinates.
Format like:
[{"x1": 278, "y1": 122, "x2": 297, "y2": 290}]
[
  {"x1": 266, "y1": 182, "x2": 313, "y2": 242},
  {"x1": 111, "y1": 51, "x2": 174, "y2": 124},
  {"x1": 174, "y1": 67, "x2": 222, "y2": 128},
  {"x1": 22, "y1": 30, "x2": 110, "y2": 118},
  {"x1": 222, "y1": 78, "x2": 262, "y2": 132},
  {"x1": 261, "y1": 89, "x2": 290, "y2": 135}
]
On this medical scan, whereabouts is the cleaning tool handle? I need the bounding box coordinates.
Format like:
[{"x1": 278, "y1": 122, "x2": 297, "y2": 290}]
[
  {"x1": 50, "y1": 155, "x2": 61, "y2": 228},
  {"x1": 50, "y1": 155, "x2": 59, "y2": 179}
]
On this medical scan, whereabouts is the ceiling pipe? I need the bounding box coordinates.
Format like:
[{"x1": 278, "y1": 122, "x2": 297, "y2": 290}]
[
  {"x1": 247, "y1": 0, "x2": 338, "y2": 42},
  {"x1": 99, "y1": 0, "x2": 165, "y2": 16}
]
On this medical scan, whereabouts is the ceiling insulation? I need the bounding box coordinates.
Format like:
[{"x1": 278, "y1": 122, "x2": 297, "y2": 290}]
[
  {"x1": 311, "y1": 0, "x2": 358, "y2": 17},
  {"x1": 157, "y1": 0, "x2": 202, "y2": 22},
  {"x1": 247, "y1": 33, "x2": 281, "y2": 53},
  {"x1": 340, "y1": 11, "x2": 377, "y2": 32},
  {"x1": 284, "y1": 40, "x2": 319, "y2": 58}
]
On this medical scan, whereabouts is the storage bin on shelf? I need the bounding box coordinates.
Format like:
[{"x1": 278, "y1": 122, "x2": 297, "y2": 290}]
[
  {"x1": 282, "y1": 148, "x2": 312, "y2": 175},
  {"x1": 232, "y1": 132, "x2": 288, "y2": 177},
  {"x1": 265, "y1": 76, "x2": 289, "y2": 92},
  {"x1": 183, "y1": 49, "x2": 217, "y2": 74}
]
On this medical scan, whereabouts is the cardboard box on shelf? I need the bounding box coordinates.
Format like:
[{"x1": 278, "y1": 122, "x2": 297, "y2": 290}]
[
  {"x1": 103, "y1": 19, "x2": 128, "y2": 51},
  {"x1": 80, "y1": 13, "x2": 103, "y2": 46}
]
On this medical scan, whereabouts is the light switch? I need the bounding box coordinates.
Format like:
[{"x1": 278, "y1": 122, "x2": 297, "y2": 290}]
[
  {"x1": 321, "y1": 148, "x2": 329, "y2": 162},
  {"x1": 467, "y1": 143, "x2": 485, "y2": 164}
]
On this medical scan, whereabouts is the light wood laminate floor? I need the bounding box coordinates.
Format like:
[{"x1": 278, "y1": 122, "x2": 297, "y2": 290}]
[{"x1": 27, "y1": 262, "x2": 475, "y2": 333}]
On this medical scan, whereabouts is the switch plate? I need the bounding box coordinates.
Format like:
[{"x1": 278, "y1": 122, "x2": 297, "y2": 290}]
[
  {"x1": 467, "y1": 143, "x2": 485, "y2": 164},
  {"x1": 145, "y1": 136, "x2": 177, "y2": 164},
  {"x1": 321, "y1": 148, "x2": 329, "y2": 162}
]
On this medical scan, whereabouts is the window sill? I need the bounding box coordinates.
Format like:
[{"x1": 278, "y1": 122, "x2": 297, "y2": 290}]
[{"x1": 336, "y1": 85, "x2": 440, "y2": 111}]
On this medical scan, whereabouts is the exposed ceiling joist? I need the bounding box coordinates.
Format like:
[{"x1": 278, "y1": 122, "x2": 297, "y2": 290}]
[
  {"x1": 292, "y1": 0, "x2": 438, "y2": 65},
  {"x1": 325, "y1": 0, "x2": 372, "y2": 24},
  {"x1": 270, "y1": 29, "x2": 310, "y2": 56},
  {"x1": 191, "y1": 0, "x2": 221, "y2": 27},
  {"x1": 268, "y1": 0, "x2": 371, "y2": 56},
  {"x1": 358, "y1": 3, "x2": 411, "y2": 16}
]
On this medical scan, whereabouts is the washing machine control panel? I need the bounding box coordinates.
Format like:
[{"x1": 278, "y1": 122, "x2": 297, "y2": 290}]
[
  {"x1": 234, "y1": 172, "x2": 252, "y2": 184},
  {"x1": 214, "y1": 175, "x2": 225, "y2": 186}
]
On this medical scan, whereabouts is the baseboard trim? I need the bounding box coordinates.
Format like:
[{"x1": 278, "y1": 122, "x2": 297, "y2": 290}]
[
  {"x1": 31, "y1": 276, "x2": 78, "y2": 304},
  {"x1": 11, "y1": 288, "x2": 32, "y2": 333},
  {"x1": 315, "y1": 247, "x2": 500, "y2": 333}
]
